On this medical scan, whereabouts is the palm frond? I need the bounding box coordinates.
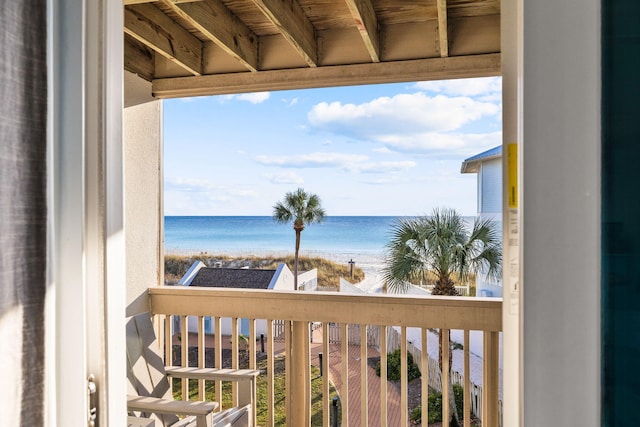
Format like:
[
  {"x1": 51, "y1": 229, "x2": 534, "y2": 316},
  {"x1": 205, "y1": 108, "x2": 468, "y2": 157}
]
[{"x1": 383, "y1": 208, "x2": 502, "y2": 294}]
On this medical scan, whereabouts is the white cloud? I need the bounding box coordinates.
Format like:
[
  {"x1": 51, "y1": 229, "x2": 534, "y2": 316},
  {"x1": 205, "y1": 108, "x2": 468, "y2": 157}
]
[
  {"x1": 306, "y1": 89, "x2": 501, "y2": 158},
  {"x1": 255, "y1": 152, "x2": 416, "y2": 175},
  {"x1": 377, "y1": 131, "x2": 502, "y2": 157},
  {"x1": 222, "y1": 92, "x2": 271, "y2": 104},
  {"x1": 308, "y1": 92, "x2": 499, "y2": 136},
  {"x1": 165, "y1": 177, "x2": 257, "y2": 198},
  {"x1": 361, "y1": 176, "x2": 406, "y2": 185},
  {"x1": 255, "y1": 152, "x2": 368, "y2": 168},
  {"x1": 372, "y1": 147, "x2": 393, "y2": 154},
  {"x1": 348, "y1": 161, "x2": 417, "y2": 174},
  {"x1": 414, "y1": 77, "x2": 502, "y2": 97},
  {"x1": 282, "y1": 97, "x2": 299, "y2": 107},
  {"x1": 264, "y1": 172, "x2": 305, "y2": 185},
  {"x1": 165, "y1": 177, "x2": 218, "y2": 192}
]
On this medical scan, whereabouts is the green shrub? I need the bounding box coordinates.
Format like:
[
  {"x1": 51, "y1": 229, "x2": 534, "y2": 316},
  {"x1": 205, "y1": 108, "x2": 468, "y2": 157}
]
[
  {"x1": 375, "y1": 348, "x2": 421, "y2": 382},
  {"x1": 409, "y1": 384, "x2": 466, "y2": 424}
]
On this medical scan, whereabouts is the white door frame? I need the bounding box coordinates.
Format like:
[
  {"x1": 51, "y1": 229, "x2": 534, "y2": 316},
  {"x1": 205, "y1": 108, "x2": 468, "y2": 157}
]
[
  {"x1": 48, "y1": 0, "x2": 125, "y2": 425},
  {"x1": 47, "y1": 0, "x2": 602, "y2": 425},
  {"x1": 521, "y1": 0, "x2": 601, "y2": 426}
]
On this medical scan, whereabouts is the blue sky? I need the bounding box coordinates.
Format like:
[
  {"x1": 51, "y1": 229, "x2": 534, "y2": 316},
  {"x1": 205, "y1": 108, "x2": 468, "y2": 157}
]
[{"x1": 163, "y1": 77, "x2": 502, "y2": 216}]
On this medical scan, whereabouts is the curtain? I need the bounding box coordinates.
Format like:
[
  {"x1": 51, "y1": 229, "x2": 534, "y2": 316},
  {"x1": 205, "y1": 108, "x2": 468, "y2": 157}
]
[{"x1": 0, "y1": 0, "x2": 47, "y2": 425}]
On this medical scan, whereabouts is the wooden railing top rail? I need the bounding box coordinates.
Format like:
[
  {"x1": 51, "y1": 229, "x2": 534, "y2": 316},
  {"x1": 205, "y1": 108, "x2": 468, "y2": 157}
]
[{"x1": 149, "y1": 287, "x2": 502, "y2": 332}]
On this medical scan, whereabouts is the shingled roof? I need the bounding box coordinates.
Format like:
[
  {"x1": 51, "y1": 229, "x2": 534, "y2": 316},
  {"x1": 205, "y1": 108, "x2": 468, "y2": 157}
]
[{"x1": 189, "y1": 267, "x2": 277, "y2": 289}]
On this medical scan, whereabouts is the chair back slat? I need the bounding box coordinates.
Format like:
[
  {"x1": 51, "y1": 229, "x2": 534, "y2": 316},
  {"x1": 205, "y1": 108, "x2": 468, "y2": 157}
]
[{"x1": 127, "y1": 312, "x2": 180, "y2": 426}]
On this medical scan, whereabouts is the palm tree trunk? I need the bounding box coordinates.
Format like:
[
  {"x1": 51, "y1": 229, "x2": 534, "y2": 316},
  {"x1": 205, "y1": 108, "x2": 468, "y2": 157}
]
[
  {"x1": 439, "y1": 330, "x2": 460, "y2": 426},
  {"x1": 294, "y1": 230, "x2": 301, "y2": 290}
]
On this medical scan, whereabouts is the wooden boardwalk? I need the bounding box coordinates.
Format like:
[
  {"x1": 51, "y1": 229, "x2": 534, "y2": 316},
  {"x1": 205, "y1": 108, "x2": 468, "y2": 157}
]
[
  {"x1": 309, "y1": 340, "x2": 402, "y2": 427},
  {"x1": 179, "y1": 331, "x2": 403, "y2": 426}
]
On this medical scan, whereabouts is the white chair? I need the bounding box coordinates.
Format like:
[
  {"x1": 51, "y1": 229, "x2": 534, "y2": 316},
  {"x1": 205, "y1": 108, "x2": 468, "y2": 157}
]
[{"x1": 126, "y1": 312, "x2": 259, "y2": 427}]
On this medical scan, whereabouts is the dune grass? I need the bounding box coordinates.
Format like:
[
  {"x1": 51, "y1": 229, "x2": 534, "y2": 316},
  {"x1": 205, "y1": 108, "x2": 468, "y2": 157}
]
[{"x1": 165, "y1": 254, "x2": 365, "y2": 291}]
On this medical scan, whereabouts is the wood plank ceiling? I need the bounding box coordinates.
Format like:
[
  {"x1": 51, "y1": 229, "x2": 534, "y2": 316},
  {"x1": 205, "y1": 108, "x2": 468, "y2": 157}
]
[{"x1": 123, "y1": 0, "x2": 501, "y2": 99}]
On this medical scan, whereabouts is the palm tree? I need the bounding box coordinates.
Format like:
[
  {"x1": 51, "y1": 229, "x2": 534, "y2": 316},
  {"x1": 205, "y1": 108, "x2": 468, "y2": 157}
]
[
  {"x1": 383, "y1": 207, "x2": 501, "y2": 426},
  {"x1": 272, "y1": 188, "x2": 326, "y2": 290},
  {"x1": 383, "y1": 207, "x2": 501, "y2": 294}
]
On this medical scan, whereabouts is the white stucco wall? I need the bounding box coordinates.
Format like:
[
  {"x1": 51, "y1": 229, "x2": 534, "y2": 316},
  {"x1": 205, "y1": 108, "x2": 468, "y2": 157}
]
[{"x1": 124, "y1": 73, "x2": 163, "y2": 316}]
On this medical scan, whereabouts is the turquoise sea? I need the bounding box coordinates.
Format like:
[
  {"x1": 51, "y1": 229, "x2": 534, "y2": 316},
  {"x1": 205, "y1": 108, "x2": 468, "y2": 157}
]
[{"x1": 164, "y1": 216, "x2": 401, "y2": 256}]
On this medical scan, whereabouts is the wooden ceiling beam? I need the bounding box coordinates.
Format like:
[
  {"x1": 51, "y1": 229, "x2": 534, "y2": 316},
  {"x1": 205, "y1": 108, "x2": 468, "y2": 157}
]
[
  {"x1": 437, "y1": 0, "x2": 449, "y2": 57},
  {"x1": 124, "y1": 4, "x2": 203, "y2": 75},
  {"x1": 249, "y1": 0, "x2": 317, "y2": 67},
  {"x1": 124, "y1": 34, "x2": 155, "y2": 81},
  {"x1": 124, "y1": 0, "x2": 156, "y2": 5},
  {"x1": 153, "y1": 53, "x2": 501, "y2": 99},
  {"x1": 161, "y1": 0, "x2": 259, "y2": 72},
  {"x1": 124, "y1": 0, "x2": 203, "y2": 4},
  {"x1": 344, "y1": 0, "x2": 380, "y2": 62}
]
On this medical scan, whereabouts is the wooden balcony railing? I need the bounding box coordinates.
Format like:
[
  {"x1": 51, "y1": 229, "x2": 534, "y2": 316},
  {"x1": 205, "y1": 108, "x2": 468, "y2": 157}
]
[{"x1": 148, "y1": 287, "x2": 502, "y2": 427}]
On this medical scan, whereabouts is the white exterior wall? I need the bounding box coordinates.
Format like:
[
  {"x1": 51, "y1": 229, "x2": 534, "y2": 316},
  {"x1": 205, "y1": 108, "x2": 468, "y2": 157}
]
[
  {"x1": 475, "y1": 157, "x2": 503, "y2": 297},
  {"x1": 124, "y1": 73, "x2": 163, "y2": 316},
  {"x1": 480, "y1": 158, "x2": 502, "y2": 217},
  {"x1": 297, "y1": 268, "x2": 318, "y2": 291},
  {"x1": 270, "y1": 263, "x2": 295, "y2": 290}
]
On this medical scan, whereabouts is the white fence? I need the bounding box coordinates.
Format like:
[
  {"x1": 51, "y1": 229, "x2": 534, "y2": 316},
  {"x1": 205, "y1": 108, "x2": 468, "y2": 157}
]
[{"x1": 384, "y1": 326, "x2": 502, "y2": 425}]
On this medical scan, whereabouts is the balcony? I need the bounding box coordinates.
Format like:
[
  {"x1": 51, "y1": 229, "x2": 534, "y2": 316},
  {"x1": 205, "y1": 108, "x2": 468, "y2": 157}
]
[{"x1": 148, "y1": 287, "x2": 501, "y2": 427}]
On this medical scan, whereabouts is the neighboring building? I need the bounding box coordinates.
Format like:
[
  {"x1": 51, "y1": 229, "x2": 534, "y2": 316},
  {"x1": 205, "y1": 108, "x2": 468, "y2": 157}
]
[
  {"x1": 177, "y1": 261, "x2": 317, "y2": 336},
  {"x1": 461, "y1": 146, "x2": 503, "y2": 297}
]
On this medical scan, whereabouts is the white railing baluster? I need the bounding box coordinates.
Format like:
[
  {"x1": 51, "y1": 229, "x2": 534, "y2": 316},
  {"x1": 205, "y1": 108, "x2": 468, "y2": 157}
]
[
  {"x1": 360, "y1": 324, "x2": 368, "y2": 426},
  {"x1": 322, "y1": 322, "x2": 330, "y2": 427},
  {"x1": 197, "y1": 315, "x2": 205, "y2": 400},
  {"x1": 164, "y1": 314, "x2": 171, "y2": 366},
  {"x1": 442, "y1": 328, "x2": 450, "y2": 427},
  {"x1": 249, "y1": 319, "x2": 256, "y2": 369},
  {"x1": 267, "y1": 319, "x2": 275, "y2": 427},
  {"x1": 214, "y1": 316, "x2": 222, "y2": 408},
  {"x1": 304, "y1": 321, "x2": 311, "y2": 424},
  {"x1": 231, "y1": 317, "x2": 239, "y2": 407},
  {"x1": 464, "y1": 330, "x2": 470, "y2": 427},
  {"x1": 285, "y1": 320, "x2": 292, "y2": 422},
  {"x1": 421, "y1": 328, "x2": 428, "y2": 427},
  {"x1": 482, "y1": 331, "x2": 499, "y2": 427},
  {"x1": 401, "y1": 325, "x2": 407, "y2": 426},
  {"x1": 380, "y1": 325, "x2": 387, "y2": 427},
  {"x1": 180, "y1": 315, "x2": 188, "y2": 400},
  {"x1": 341, "y1": 323, "x2": 349, "y2": 426},
  {"x1": 249, "y1": 318, "x2": 256, "y2": 427}
]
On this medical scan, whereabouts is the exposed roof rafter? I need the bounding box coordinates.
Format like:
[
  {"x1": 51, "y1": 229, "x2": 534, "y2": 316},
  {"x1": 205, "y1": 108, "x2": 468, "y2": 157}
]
[
  {"x1": 122, "y1": 0, "x2": 501, "y2": 89},
  {"x1": 344, "y1": 0, "x2": 380, "y2": 62},
  {"x1": 160, "y1": 0, "x2": 259, "y2": 72},
  {"x1": 124, "y1": 4, "x2": 203, "y2": 75},
  {"x1": 249, "y1": 0, "x2": 318, "y2": 67},
  {"x1": 437, "y1": 0, "x2": 449, "y2": 57}
]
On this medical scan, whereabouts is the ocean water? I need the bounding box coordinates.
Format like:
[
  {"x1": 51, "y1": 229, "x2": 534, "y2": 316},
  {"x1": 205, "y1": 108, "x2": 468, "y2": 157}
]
[
  {"x1": 164, "y1": 216, "x2": 402, "y2": 257},
  {"x1": 165, "y1": 215, "x2": 478, "y2": 260}
]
